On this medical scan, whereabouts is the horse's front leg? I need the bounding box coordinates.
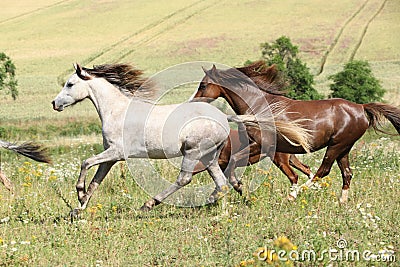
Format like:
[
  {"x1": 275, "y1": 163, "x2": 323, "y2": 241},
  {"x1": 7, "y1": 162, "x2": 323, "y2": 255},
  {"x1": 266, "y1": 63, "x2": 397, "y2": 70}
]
[{"x1": 78, "y1": 161, "x2": 116, "y2": 210}]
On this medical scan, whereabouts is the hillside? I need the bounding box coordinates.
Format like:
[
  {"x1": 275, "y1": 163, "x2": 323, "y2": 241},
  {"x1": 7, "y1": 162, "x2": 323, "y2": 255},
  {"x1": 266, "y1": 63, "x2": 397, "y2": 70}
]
[{"x1": 0, "y1": 0, "x2": 399, "y2": 130}]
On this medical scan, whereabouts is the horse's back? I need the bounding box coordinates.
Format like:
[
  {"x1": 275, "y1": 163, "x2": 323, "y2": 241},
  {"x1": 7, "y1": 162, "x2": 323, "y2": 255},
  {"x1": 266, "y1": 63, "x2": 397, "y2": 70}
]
[
  {"x1": 276, "y1": 97, "x2": 369, "y2": 151},
  {"x1": 124, "y1": 101, "x2": 229, "y2": 159}
]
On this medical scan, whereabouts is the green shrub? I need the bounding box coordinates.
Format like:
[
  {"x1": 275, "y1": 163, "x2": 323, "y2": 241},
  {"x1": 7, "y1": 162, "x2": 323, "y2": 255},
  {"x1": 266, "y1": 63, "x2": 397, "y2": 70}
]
[
  {"x1": 0, "y1": 52, "x2": 18, "y2": 99},
  {"x1": 259, "y1": 36, "x2": 323, "y2": 100},
  {"x1": 329, "y1": 60, "x2": 385, "y2": 103}
]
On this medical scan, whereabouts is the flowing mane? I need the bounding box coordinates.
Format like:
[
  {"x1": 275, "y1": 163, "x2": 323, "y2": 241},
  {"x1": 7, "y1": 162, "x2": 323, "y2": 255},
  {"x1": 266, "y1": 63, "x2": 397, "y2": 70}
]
[
  {"x1": 236, "y1": 61, "x2": 288, "y2": 95},
  {"x1": 83, "y1": 63, "x2": 154, "y2": 97},
  {"x1": 205, "y1": 66, "x2": 266, "y2": 97}
]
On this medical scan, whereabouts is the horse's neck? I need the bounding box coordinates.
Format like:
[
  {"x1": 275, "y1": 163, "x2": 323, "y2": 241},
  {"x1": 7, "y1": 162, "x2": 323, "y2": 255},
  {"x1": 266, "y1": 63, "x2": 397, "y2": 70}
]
[
  {"x1": 264, "y1": 93, "x2": 293, "y2": 105},
  {"x1": 88, "y1": 81, "x2": 130, "y2": 125},
  {"x1": 222, "y1": 88, "x2": 261, "y2": 115}
]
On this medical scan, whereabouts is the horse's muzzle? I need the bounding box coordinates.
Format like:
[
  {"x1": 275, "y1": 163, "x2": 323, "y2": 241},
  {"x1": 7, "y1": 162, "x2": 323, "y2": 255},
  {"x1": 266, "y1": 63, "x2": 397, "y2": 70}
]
[{"x1": 51, "y1": 100, "x2": 63, "y2": 111}]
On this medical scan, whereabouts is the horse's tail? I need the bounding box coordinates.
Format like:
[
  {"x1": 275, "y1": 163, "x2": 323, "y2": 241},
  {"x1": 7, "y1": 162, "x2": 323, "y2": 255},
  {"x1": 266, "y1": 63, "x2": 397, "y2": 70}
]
[
  {"x1": 0, "y1": 140, "x2": 52, "y2": 163},
  {"x1": 227, "y1": 115, "x2": 312, "y2": 153},
  {"x1": 363, "y1": 102, "x2": 400, "y2": 135},
  {"x1": 274, "y1": 120, "x2": 312, "y2": 153}
]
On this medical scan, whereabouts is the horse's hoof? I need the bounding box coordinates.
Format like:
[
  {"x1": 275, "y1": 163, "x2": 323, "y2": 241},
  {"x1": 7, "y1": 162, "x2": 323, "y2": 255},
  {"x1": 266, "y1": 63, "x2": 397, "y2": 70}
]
[
  {"x1": 70, "y1": 208, "x2": 82, "y2": 221},
  {"x1": 140, "y1": 204, "x2": 152, "y2": 212},
  {"x1": 207, "y1": 194, "x2": 218, "y2": 204},
  {"x1": 140, "y1": 199, "x2": 157, "y2": 212},
  {"x1": 339, "y1": 189, "x2": 349, "y2": 204},
  {"x1": 233, "y1": 183, "x2": 243, "y2": 196},
  {"x1": 287, "y1": 194, "x2": 296, "y2": 201}
]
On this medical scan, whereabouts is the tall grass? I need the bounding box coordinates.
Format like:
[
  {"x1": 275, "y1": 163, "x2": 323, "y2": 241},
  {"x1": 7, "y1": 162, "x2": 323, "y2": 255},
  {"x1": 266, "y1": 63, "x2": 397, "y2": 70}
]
[{"x1": 0, "y1": 135, "x2": 398, "y2": 266}]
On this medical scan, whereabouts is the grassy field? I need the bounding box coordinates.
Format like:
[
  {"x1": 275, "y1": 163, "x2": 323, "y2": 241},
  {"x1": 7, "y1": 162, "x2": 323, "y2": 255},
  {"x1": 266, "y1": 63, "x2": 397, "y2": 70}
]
[
  {"x1": 0, "y1": 0, "x2": 399, "y2": 266},
  {"x1": 0, "y1": 135, "x2": 399, "y2": 266}
]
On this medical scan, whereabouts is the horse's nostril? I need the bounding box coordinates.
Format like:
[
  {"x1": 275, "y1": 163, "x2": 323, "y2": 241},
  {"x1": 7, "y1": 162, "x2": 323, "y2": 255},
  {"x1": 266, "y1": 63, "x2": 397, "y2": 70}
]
[{"x1": 51, "y1": 100, "x2": 55, "y2": 105}]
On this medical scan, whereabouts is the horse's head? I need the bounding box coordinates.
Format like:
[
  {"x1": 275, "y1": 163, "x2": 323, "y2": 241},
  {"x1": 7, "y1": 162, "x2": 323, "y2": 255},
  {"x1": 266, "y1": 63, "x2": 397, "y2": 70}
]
[
  {"x1": 191, "y1": 65, "x2": 224, "y2": 103},
  {"x1": 52, "y1": 63, "x2": 92, "y2": 111}
]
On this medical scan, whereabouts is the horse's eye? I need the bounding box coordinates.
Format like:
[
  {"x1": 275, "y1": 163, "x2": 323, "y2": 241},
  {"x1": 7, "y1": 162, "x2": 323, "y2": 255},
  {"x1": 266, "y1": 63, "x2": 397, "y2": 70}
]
[
  {"x1": 66, "y1": 82, "x2": 73, "y2": 88},
  {"x1": 199, "y1": 83, "x2": 206, "y2": 90}
]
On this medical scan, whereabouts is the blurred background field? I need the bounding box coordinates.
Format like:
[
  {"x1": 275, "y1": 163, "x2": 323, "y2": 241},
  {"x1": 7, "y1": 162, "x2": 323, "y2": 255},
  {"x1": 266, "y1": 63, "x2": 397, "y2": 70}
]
[{"x1": 0, "y1": 1, "x2": 399, "y2": 266}]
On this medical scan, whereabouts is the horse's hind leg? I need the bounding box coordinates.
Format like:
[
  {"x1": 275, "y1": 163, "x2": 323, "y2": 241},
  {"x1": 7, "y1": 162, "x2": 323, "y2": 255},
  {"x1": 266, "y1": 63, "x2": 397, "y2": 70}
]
[
  {"x1": 336, "y1": 152, "x2": 353, "y2": 203},
  {"x1": 302, "y1": 143, "x2": 350, "y2": 192},
  {"x1": 223, "y1": 142, "x2": 260, "y2": 195},
  {"x1": 0, "y1": 170, "x2": 13, "y2": 192},
  {"x1": 289, "y1": 154, "x2": 313, "y2": 178},
  {"x1": 195, "y1": 141, "x2": 229, "y2": 203},
  {"x1": 273, "y1": 153, "x2": 300, "y2": 200},
  {"x1": 141, "y1": 157, "x2": 197, "y2": 211},
  {"x1": 206, "y1": 155, "x2": 229, "y2": 204}
]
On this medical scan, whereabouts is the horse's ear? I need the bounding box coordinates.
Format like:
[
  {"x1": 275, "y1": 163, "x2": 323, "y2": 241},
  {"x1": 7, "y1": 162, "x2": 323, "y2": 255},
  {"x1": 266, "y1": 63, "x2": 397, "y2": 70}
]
[
  {"x1": 74, "y1": 63, "x2": 91, "y2": 80},
  {"x1": 210, "y1": 64, "x2": 217, "y2": 74},
  {"x1": 202, "y1": 66, "x2": 208, "y2": 74}
]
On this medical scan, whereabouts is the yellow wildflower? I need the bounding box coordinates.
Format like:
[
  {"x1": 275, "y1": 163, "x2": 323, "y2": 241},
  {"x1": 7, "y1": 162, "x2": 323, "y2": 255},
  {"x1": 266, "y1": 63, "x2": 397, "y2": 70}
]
[
  {"x1": 221, "y1": 185, "x2": 230, "y2": 193},
  {"x1": 23, "y1": 161, "x2": 32, "y2": 167},
  {"x1": 22, "y1": 182, "x2": 32, "y2": 187},
  {"x1": 320, "y1": 181, "x2": 330, "y2": 188},
  {"x1": 274, "y1": 235, "x2": 296, "y2": 251},
  {"x1": 256, "y1": 168, "x2": 269, "y2": 175},
  {"x1": 300, "y1": 185, "x2": 309, "y2": 191},
  {"x1": 246, "y1": 259, "x2": 255, "y2": 265},
  {"x1": 88, "y1": 206, "x2": 97, "y2": 214}
]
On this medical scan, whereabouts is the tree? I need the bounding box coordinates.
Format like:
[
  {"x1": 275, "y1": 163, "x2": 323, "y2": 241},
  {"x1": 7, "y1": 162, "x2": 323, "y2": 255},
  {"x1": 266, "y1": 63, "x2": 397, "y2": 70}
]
[
  {"x1": 0, "y1": 52, "x2": 18, "y2": 100},
  {"x1": 260, "y1": 36, "x2": 322, "y2": 100},
  {"x1": 329, "y1": 60, "x2": 385, "y2": 104}
]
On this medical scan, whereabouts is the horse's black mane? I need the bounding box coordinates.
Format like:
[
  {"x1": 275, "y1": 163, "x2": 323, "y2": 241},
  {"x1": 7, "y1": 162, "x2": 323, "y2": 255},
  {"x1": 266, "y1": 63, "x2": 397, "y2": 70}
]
[{"x1": 83, "y1": 63, "x2": 154, "y2": 97}]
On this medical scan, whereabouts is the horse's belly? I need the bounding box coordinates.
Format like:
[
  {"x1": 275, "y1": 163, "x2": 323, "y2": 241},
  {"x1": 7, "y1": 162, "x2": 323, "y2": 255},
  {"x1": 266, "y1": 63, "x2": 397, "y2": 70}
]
[{"x1": 144, "y1": 117, "x2": 229, "y2": 158}]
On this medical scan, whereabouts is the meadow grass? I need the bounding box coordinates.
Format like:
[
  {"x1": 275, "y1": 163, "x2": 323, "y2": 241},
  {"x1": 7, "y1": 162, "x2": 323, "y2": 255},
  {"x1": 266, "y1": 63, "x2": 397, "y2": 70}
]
[{"x1": 0, "y1": 134, "x2": 399, "y2": 266}]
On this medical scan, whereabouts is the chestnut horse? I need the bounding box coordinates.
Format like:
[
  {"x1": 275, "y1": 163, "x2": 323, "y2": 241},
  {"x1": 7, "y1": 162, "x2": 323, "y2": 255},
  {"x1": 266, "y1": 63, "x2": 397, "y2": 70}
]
[{"x1": 193, "y1": 62, "x2": 400, "y2": 203}]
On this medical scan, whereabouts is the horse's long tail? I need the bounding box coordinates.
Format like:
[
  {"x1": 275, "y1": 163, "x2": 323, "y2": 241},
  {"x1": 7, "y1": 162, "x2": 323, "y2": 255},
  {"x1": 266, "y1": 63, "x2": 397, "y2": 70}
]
[
  {"x1": 363, "y1": 102, "x2": 400, "y2": 135},
  {"x1": 227, "y1": 115, "x2": 312, "y2": 153},
  {"x1": 0, "y1": 140, "x2": 52, "y2": 163}
]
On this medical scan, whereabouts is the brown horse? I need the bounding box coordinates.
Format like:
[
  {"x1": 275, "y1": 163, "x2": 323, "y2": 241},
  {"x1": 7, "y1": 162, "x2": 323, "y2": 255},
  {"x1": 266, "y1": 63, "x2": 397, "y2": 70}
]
[
  {"x1": 193, "y1": 62, "x2": 400, "y2": 203},
  {"x1": 192, "y1": 65, "x2": 314, "y2": 199}
]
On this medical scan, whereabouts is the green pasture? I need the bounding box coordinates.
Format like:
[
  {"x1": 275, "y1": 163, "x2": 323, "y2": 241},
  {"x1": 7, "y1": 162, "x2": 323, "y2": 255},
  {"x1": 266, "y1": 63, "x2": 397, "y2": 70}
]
[
  {"x1": 0, "y1": 0, "x2": 399, "y2": 266},
  {"x1": 0, "y1": 134, "x2": 399, "y2": 266}
]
